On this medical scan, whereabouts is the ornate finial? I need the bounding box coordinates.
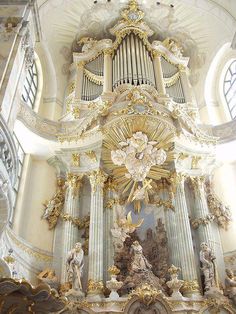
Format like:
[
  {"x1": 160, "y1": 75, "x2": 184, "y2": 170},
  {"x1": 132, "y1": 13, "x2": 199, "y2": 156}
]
[{"x1": 121, "y1": 0, "x2": 144, "y2": 23}]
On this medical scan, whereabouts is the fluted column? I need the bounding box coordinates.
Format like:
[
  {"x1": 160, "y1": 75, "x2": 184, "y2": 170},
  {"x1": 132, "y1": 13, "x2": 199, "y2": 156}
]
[
  {"x1": 163, "y1": 182, "x2": 180, "y2": 268},
  {"x1": 153, "y1": 51, "x2": 166, "y2": 96},
  {"x1": 103, "y1": 49, "x2": 113, "y2": 93},
  {"x1": 190, "y1": 176, "x2": 214, "y2": 246},
  {"x1": 61, "y1": 173, "x2": 83, "y2": 283},
  {"x1": 171, "y1": 173, "x2": 199, "y2": 294},
  {"x1": 88, "y1": 169, "x2": 107, "y2": 296},
  {"x1": 179, "y1": 67, "x2": 192, "y2": 103},
  {"x1": 103, "y1": 179, "x2": 116, "y2": 282},
  {"x1": 75, "y1": 61, "x2": 84, "y2": 100}
]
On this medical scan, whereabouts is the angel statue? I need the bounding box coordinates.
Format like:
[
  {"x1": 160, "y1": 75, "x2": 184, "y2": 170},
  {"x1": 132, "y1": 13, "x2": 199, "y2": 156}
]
[
  {"x1": 111, "y1": 205, "x2": 143, "y2": 252},
  {"x1": 66, "y1": 242, "x2": 84, "y2": 295}
]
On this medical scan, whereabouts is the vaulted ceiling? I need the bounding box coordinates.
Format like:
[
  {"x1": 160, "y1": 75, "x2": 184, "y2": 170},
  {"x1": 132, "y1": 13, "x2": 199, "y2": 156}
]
[{"x1": 36, "y1": 0, "x2": 236, "y2": 106}]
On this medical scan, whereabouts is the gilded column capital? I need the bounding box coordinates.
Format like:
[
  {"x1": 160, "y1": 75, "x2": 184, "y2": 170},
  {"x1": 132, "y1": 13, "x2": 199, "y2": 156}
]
[
  {"x1": 170, "y1": 172, "x2": 186, "y2": 185},
  {"x1": 190, "y1": 176, "x2": 206, "y2": 192},
  {"x1": 89, "y1": 169, "x2": 108, "y2": 193},
  {"x1": 66, "y1": 173, "x2": 83, "y2": 197},
  {"x1": 77, "y1": 61, "x2": 85, "y2": 69},
  {"x1": 168, "y1": 172, "x2": 186, "y2": 195}
]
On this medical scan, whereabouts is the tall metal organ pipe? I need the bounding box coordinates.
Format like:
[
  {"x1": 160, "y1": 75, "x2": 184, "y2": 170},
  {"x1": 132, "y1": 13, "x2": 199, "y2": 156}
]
[{"x1": 112, "y1": 33, "x2": 155, "y2": 88}]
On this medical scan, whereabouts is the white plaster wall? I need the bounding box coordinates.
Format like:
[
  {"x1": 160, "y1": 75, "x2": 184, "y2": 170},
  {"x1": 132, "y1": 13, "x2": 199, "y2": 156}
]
[
  {"x1": 13, "y1": 156, "x2": 56, "y2": 252},
  {"x1": 213, "y1": 161, "x2": 236, "y2": 253}
]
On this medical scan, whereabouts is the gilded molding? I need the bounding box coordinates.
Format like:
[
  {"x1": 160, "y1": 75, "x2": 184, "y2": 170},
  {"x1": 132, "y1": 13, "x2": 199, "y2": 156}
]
[
  {"x1": 181, "y1": 280, "x2": 200, "y2": 294},
  {"x1": 87, "y1": 279, "x2": 104, "y2": 294},
  {"x1": 71, "y1": 153, "x2": 80, "y2": 167},
  {"x1": 131, "y1": 283, "x2": 162, "y2": 306},
  {"x1": 6, "y1": 229, "x2": 52, "y2": 262}
]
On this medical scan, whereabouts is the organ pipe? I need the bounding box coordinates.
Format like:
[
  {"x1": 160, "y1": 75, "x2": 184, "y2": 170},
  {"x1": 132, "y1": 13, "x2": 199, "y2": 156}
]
[{"x1": 112, "y1": 33, "x2": 155, "y2": 88}]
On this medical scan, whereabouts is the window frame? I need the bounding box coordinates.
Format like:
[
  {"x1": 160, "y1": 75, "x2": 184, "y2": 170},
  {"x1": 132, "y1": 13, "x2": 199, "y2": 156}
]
[
  {"x1": 22, "y1": 61, "x2": 38, "y2": 109},
  {"x1": 223, "y1": 60, "x2": 236, "y2": 120}
]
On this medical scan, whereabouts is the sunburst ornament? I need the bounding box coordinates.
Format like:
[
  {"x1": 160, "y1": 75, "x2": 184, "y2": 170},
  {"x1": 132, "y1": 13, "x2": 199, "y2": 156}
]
[
  {"x1": 103, "y1": 116, "x2": 175, "y2": 199},
  {"x1": 111, "y1": 131, "x2": 166, "y2": 182}
]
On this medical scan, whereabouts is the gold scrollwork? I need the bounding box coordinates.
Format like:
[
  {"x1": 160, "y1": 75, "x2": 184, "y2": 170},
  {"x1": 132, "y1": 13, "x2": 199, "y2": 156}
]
[
  {"x1": 87, "y1": 279, "x2": 104, "y2": 294},
  {"x1": 131, "y1": 283, "x2": 162, "y2": 306}
]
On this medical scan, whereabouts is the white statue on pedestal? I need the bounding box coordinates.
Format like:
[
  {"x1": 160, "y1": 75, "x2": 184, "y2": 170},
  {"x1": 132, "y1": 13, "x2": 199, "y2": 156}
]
[
  {"x1": 66, "y1": 242, "x2": 84, "y2": 297},
  {"x1": 200, "y1": 242, "x2": 217, "y2": 292}
]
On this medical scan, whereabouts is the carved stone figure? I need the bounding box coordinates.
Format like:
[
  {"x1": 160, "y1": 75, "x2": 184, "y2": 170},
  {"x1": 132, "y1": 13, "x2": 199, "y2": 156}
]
[
  {"x1": 131, "y1": 241, "x2": 152, "y2": 272},
  {"x1": 200, "y1": 242, "x2": 217, "y2": 292},
  {"x1": 66, "y1": 242, "x2": 84, "y2": 294},
  {"x1": 42, "y1": 180, "x2": 65, "y2": 229},
  {"x1": 225, "y1": 269, "x2": 236, "y2": 305},
  {"x1": 120, "y1": 240, "x2": 163, "y2": 294},
  {"x1": 111, "y1": 207, "x2": 143, "y2": 252}
]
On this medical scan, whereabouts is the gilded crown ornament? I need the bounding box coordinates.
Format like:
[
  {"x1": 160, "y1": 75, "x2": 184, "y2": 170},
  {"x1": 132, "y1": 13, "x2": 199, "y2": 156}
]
[{"x1": 121, "y1": 0, "x2": 144, "y2": 24}]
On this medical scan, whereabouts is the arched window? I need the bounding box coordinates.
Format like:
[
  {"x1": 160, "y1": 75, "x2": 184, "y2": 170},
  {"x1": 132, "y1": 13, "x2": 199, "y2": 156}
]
[
  {"x1": 22, "y1": 61, "x2": 38, "y2": 109},
  {"x1": 223, "y1": 60, "x2": 236, "y2": 120}
]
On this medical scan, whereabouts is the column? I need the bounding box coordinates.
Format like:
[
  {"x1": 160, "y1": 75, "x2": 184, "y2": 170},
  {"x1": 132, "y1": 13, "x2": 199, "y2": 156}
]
[
  {"x1": 60, "y1": 173, "x2": 83, "y2": 283},
  {"x1": 163, "y1": 182, "x2": 180, "y2": 268},
  {"x1": 171, "y1": 173, "x2": 199, "y2": 295},
  {"x1": 179, "y1": 67, "x2": 192, "y2": 103},
  {"x1": 191, "y1": 176, "x2": 225, "y2": 285},
  {"x1": 88, "y1": 169, "x2": 107, "y2": 296},
  {"x1": 103, "y1": 49, "x2": 113, "y2": 94},
  {"x1": 190, "y1": 177, "x2": 214, "y2": 246},
  {"x1": 75, "y1": 61, "x2": 84, "y2": 100},
  {"x1": 153, "y1": 51, "x2": 166, "y2": 96},
  {"x1": 103, "y1": 187, "x2": 115, "y2": 282}
]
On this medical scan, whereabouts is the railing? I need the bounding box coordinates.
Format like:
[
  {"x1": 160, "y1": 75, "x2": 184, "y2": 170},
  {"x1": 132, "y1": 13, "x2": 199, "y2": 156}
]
[{"x1": 0, "y1": 116, "x2": 18, "y2": 186}]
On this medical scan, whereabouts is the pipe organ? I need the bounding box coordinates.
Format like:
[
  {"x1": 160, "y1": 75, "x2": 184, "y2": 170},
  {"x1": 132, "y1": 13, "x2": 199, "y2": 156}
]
[
  {"x1": 112, "y1": 33, "x2": 155, "y2": 88},
  {"x1": 69, "y1": 0, "x2": 193, "y2": 109},
  {"x1": 161, "y1": 56, "x2": 185, "y2": 103},
  {"x1": 81, "y1": 53, "x2": 104, "y2": 101}
]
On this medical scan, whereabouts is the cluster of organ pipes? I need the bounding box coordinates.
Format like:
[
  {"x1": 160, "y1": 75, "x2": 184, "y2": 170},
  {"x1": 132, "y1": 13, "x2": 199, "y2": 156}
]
[
  {"x1": 82, "y1": 54, "x2": 104, "y2": 101},
  {"x1": 112, "y1": 33, "x2": 155, "y2": 88},
  {"x1": 80, "y1": 33, "x2": 185, "y2": 103},
  {"x1": 161, "y1": 56, "x2": 185, "y2": 103}
]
